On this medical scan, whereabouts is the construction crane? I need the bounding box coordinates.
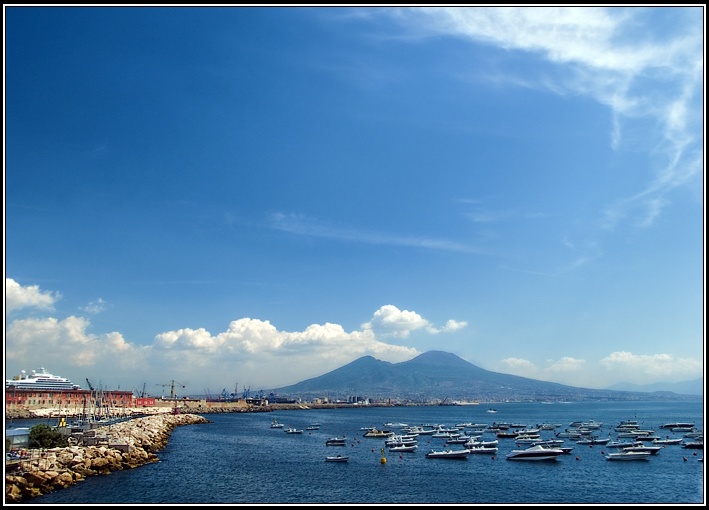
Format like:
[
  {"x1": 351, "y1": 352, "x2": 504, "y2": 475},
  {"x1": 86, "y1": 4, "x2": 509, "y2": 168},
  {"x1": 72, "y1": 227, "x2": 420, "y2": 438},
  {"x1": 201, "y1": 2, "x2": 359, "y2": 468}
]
[
  {"x1": 157, "y1": 380, "x2": 186, "y2": 414},
  {"x1": 86, "y1": 378, "x2": 94, "y2": 391},
  {"x1": 158, "y1": 380, "x2": 185, "y2": 399}
]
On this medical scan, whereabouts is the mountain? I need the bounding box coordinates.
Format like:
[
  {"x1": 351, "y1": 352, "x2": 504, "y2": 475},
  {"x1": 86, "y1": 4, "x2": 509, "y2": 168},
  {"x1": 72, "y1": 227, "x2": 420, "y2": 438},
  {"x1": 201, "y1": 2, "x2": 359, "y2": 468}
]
[
  {"x1": 605, "y1": 378, "x2": 703, "y2": 396},
  {"x1": 269, "y1": 350, "x2": 702, "y2": 402}
]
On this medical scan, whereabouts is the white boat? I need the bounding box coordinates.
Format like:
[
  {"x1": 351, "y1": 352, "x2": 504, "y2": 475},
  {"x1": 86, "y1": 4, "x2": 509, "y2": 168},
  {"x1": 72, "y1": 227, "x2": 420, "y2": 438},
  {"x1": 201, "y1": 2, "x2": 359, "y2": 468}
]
[
  {"x1": 270, "y1": 419, "x2": 284, "y2": 429},
  {"x1": 390, "y1": 444, "x2": 418, "y2": 452},
  {"x1": 506, "y1": 444, "x2": 564, "y2": 461},
  {"x1": 325, "y1": 455, "x2": 349, "y2": 462},
  {"x1": 6, "y1": 367, "x2": 81, "y2": 391},
  {"x1": 284, "y1": 427, "x2": 303, "y2": 434},
  {"x1": 661, "y1": 422, "x2": 694, "y2": 429},
  {"x1": 487, "y1": 408, "x2": 498, "y2": 414},
  {"x1": 652, "y1": 438, "x2": 683, "y2": 446},
  {"x1": 606, "y1": 451, "x2": 651, "y2": 461},
  {"x1": 467, "y1": 445, "x2": 498, "y2": 454},
  {"x1": 606, "y1": 440, "x2": 641, "y2": 449},
  {"x1": 425, "y1": 448, "x2": 470, "y2": 459},
  {"x1": 622, "y1": 445, "x2": 662, "y2": 455},
  {"x1": 576, "y1": 437, "x2": 610, "y2": 445},
  {"x1": 464, "y1": 439, "x2": 498, "y2": 448},
  {"x1": 325, "y1": 437, "x2": 347, "y2": 446},
  {"x1": 306, "y1": 424, "x2": 321, "y2": 430}
]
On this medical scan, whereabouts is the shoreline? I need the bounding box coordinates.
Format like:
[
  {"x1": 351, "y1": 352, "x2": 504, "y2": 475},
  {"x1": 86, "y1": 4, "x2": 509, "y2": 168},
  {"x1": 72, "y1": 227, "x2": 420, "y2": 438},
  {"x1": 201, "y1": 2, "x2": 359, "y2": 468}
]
[{"x1": 5, "y1": 412, "x2": 211, "y2": 504}]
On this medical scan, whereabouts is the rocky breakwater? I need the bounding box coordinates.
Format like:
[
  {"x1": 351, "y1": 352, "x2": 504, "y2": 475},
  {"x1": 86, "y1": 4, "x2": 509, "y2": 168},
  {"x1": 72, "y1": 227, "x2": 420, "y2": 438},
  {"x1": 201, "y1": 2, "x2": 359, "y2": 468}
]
[{"x1": 5, "y1": 412, "x2": 211, "y2": 503}]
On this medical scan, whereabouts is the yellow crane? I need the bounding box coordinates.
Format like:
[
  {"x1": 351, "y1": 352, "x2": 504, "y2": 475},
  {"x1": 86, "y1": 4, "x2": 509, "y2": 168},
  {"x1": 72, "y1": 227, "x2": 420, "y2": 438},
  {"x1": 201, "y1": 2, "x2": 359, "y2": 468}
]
[{"x1": 157, "y1": 380, "x2": 186, "y2": 414}]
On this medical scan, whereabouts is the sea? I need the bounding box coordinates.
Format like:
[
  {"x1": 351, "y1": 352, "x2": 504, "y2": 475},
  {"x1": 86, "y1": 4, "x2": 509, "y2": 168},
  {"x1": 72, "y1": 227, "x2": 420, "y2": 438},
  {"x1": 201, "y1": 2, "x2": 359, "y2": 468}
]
[{"x1": 9, "y1": 400, "x2": 705, "y2": 505}]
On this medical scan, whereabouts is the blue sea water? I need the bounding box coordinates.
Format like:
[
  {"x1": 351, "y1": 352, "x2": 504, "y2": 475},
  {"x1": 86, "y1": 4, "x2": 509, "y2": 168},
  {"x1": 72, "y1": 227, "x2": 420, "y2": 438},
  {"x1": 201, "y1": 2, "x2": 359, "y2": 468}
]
[{"x1": 14, "y1": 400, "x2": 705, "y2": 505}]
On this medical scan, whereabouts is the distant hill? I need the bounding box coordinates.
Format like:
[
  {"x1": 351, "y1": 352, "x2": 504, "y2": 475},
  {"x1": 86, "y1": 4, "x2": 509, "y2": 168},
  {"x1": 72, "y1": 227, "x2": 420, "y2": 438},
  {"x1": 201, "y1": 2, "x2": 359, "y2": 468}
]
[
  {"x1": 268, "y1": 350, "x2": 701, "y2": 402},
  {"x1": 605, "y1": 378, "x2": 703, "y2": 396}
]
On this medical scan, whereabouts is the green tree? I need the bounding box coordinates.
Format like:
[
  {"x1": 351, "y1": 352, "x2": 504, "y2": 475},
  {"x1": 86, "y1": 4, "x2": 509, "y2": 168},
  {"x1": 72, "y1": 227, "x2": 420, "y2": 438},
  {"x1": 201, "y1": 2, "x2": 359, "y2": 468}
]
[{"x1": 28, "y1": 423, "x2": 68, "y2": 448}]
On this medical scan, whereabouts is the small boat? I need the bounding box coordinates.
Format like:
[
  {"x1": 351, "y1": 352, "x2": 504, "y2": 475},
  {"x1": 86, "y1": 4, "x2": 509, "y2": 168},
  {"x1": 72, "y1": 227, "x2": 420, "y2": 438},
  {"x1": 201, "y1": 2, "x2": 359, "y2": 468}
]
[
  {"x1": 606, "y1": 451, "x2": 651, "y2": 461},
  {"x1": 467, "y1": 445, "x2": 498, "y2": 454},
  {"x1": 576, "y1": 437, "x2": 610, "y2": 445},
  {"x1": 325, "y1": 437, "x2": 347, "y2": 446},
  {"x1": 660, "y1": 422, "x2": 695, "y2": 429},
  {"x1": 389, "y1": 444, "x2": 418, "y2": 452},
  {"x1": 325, "y1": 455, "x2": 349, "y2": 462},
  {"x1": 487, "y1": 408, "x2": 498, "y2": 414},
  {"x1": 363, "y1": 428, "x2": 394, "y2": 438},
  {"x1": 270, "y1": 419, "x2": 284, "y2": 429},
  {"x1": 652, "y1": 438, "x2": 683, "y2": 446},
  {"x1": 682, "y1": 440, "x2": 704, "y2": 450},
  {"x1": 506, "y1": 444, "x2": 564, "y2": 461},
  {"x1": 425, "y1": 448, "x2": 470, "y2": 459},
  {"x1": 622, "y1": 445, "x2": 662, "y2": 455},
  {"x1": 465, "y1": 439, "x2": 498, "y2": 448},
  {"x1": 306, "y1": 423, "x2": 321, "y2": 430},
  {"x1": 284, "y1": 427, "x2": 304, "y2": 434}
]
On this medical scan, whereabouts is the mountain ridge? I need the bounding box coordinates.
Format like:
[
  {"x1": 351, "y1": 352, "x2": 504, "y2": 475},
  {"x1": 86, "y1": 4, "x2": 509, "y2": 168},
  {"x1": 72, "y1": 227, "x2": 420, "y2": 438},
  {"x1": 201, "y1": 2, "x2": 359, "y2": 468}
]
[{"x1": 269, "y1": 350, "x2": 702, "y2": 402}]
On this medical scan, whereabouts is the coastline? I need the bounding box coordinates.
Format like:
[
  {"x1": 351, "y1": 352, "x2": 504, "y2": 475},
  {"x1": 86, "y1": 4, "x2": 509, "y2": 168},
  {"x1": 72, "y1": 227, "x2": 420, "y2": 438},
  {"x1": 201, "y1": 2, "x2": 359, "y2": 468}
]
[
  {"x1": 5, "y1": 412, "x2": 210, "y2": 504},
  {"x1": 4, "y1": 403, "x2": 400, "y2": 504}
]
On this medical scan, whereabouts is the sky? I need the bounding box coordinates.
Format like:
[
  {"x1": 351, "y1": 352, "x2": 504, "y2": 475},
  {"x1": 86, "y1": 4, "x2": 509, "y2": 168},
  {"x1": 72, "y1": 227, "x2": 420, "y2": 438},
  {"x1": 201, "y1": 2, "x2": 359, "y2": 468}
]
[{"x1": 4, "y1": 6, "x2": 705, "y2": 398}]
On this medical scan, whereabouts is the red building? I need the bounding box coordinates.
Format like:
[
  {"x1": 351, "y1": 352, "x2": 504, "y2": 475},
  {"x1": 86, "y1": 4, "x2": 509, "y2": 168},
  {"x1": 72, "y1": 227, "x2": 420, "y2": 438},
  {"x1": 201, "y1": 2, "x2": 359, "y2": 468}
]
[{"x1": 5, "y1": 386, "x2": 134, "y2": 415}]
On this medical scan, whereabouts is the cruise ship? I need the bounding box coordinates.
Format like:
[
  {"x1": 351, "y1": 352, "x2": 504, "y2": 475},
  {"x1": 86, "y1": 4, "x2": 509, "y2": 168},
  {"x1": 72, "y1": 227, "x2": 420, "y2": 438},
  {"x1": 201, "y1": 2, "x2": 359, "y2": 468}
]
[{"x1": 6, "y1": 367, "x2": 81, "y2": 390}]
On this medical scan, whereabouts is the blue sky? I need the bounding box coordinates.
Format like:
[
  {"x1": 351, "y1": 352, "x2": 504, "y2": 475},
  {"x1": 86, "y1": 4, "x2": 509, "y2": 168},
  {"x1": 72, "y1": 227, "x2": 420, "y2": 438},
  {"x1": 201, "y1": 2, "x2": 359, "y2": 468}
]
[{"x1": 4, "y1": 6, "x2": 704, "y2": 397}]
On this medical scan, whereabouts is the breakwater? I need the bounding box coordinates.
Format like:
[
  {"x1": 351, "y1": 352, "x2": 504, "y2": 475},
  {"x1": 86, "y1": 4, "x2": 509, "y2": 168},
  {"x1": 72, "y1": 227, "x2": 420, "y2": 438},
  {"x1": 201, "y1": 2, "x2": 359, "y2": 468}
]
[{"x1": 5, "y1": 413, "x2": 211, "y2": 503}]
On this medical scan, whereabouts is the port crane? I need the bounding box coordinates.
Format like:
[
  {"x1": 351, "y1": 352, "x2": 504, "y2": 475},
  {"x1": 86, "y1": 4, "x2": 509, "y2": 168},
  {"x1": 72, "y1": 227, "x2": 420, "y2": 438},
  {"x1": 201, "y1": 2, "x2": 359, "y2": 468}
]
[{"x1": 157, "y1": 380, "x2": 186, "y2": 414}]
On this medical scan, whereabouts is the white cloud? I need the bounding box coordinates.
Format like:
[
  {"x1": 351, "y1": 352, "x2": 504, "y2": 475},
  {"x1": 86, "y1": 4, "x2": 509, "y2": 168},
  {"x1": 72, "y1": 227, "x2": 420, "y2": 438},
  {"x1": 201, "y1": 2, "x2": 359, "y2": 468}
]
[
  {"x1": 360, "y1": 304, "x2": 466, "y2": 338},
  {"x1": 4, "y1": 277, "x2": 700, "y2": 392},
  {"x1": 80, "y1": 298, "x2": 108, "y2": 314},
  {"x1": 5, "y1": 278, "x2": 61, "y2": 314},
  {"x1": 600, "y1": 351, "x2": 702, "y2": 384}
]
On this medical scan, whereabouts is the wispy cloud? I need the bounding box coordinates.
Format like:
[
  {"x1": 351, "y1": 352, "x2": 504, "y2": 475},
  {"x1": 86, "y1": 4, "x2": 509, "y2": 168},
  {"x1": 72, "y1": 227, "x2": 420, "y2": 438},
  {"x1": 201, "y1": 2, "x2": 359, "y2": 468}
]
[
  {"x1": 392, "y1": 7, "x2": 703, "y2": 230},
  {"x1": 268, "y1": 212, "x2": 484, "y2": 254},
  {"x1": 80, "y1": 298, "x2": 108, "y2": 315}
]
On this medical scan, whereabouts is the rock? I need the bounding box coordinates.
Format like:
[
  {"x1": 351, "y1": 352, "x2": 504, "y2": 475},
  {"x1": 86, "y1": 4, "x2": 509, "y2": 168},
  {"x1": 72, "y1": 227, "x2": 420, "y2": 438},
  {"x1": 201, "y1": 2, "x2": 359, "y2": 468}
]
[{"x1": 5, "y1": 412, "x2": 211, "y2": 503}]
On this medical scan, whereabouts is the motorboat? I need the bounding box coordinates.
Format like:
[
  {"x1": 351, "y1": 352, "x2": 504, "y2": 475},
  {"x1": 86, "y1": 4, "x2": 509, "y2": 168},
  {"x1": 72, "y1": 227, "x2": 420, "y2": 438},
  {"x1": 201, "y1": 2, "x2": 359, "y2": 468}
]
[
  {"x1": 576, "y1": 437, "x2": 610, "y2": 445},
  {"x1": 652, "y1": 438, "x2": 683, "y2": 445},
  {"x1": 515, "y1": 434, "x2": 542, "y2": 444},
  {"x1": 385, "y1": 434, "x2": 418, "y2": 447},
  {"x1": 284, "y1": 427, "x2": 304, "y2": 434},
  {"x1": 506, "y1": 444, "x2": 564, "y2": 461},
  {"x1": 389, "y1": 444, "x2": 418, "y2": 453},
  {"x1": 363, "y1": 428, "x2": 394, "y2": 438},
  {"x1": 467, "y1": 445, "x2": 498, "y2": 454},
  {"x1": 325, "y1": 455, "x2": 349, "y2": 462},
  {"x1": 425, "y1": 448, "x2": 470, "y2": 459},
  {"x1": 325, "y1": 437, "x2": 347, "y2": 446},
  {"x1": 681, "y1": 440, "x2": 704, "y2": 449},
  {"x1": 270, "y1": 419, "x2": 284, "y2": 429},
  {"x1": 530, "y1": 439, "x2": 564, "y2": 447},
  {"x1": 306, "y1": 424, "x2": 321, "y2": 431},
  {"x1": 622, "y1": 445, "x2": 662, "y2": 455},
  {"x1": 660, "y1": 422, "x2": 695, "y2": 429},
  {"x1": 606, "y1": 451, "x2": 651, "y2": 461}
]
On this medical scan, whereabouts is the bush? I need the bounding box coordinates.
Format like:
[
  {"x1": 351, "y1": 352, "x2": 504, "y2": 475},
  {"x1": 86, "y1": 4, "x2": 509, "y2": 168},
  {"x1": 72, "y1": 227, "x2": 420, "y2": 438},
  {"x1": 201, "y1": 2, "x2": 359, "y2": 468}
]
[{"x1": 28, "y1": 423, "x2": 69, "y2": 448}]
